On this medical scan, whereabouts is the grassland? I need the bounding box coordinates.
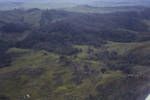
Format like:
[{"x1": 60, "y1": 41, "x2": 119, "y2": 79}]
[{"x1": 0, "y1": 41, "x2": 149, "y2": 100}]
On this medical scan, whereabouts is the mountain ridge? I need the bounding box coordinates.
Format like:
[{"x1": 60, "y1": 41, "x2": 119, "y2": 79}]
[{"x1": 0, "y1": 0, "x2": 150, "y2": 10}]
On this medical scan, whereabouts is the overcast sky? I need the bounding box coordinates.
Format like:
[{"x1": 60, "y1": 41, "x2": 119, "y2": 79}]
[
  {"x1": 0, "y1": 0, "x2": 146, "y2": 2},
  {"x1": 0, "y1": 0, "x2": 149, "y2": 4}
]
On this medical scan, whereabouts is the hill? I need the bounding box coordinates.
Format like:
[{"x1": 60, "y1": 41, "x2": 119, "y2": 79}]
[
  {"x1": 0, "y1": 7, "x2": 149, "y2": 100},
  {"x1": 63, "y1": 5, "x2": 147, "y2": 13}
]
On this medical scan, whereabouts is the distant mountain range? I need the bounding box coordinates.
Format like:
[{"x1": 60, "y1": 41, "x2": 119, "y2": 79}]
[
  {"x1": 63, "y1": 5, "x2": 148, "y2": 13},
  {"x1": 90, "y1": 0, "x2": 150, "y2": 7},
  {"x1": 0, "y1": 0, "x2": 150, "y2": 10}
]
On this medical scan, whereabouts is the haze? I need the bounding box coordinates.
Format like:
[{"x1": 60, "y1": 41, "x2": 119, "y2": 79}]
[
  {"x1": 1, "y1": 0, "x2": 150, "y2": 4},
  {"x1": 0, "y1": 0, "x2": 150, "y2": 10}
]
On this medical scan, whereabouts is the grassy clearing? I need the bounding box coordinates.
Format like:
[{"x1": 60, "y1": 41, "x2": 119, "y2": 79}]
[{"x1": 105, "y1": 41, "x2": 150, "y2": 55}]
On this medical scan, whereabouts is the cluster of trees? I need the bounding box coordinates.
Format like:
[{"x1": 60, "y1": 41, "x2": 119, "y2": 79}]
[
  {"x1": 82, "y1": 49, "x2": 142, "y2": 74},
  {"x1": 1, "y1": 23, "x2": 29, "y2": 33},
  {"x1": 0, "y1": 40, "x2": 12, "y2": 67}
]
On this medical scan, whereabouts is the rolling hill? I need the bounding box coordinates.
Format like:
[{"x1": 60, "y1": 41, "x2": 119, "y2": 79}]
[{"x1": 0, "y1": 6, "x2": 149, "y2": 100}]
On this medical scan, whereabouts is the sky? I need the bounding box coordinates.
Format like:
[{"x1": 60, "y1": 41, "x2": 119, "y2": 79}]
[
  {"x1": 0, "y1": 0, "x2": 149, "y2": 6},
  {"x1": 0, "y1": 0, "x2": 149, "y2": 10},
  {"x1": 0, "y1": 0, "x2": 148, "y2": 2},
  {"x1": 0, "y1": 0, "x2": 92, "y2": 2}
]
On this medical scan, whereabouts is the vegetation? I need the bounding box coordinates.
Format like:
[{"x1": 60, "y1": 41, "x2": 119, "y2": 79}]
[{"x1": 0, "y1": 7, "x2": 150, "y2": 100}]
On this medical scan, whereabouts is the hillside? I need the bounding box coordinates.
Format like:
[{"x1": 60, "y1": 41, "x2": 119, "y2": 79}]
[
  {"x1": 0, "y1": 7, "x2": 150, "y2": 100},
  {"x1": 63, "y1": 5, "x2": 147, "y2": 13}
]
